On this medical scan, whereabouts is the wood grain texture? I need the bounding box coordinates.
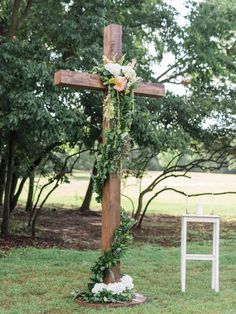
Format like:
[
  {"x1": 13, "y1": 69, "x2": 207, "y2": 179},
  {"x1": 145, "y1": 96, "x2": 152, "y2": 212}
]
[
  {"x1": 102, "y1": 174, "x2": 121, "y2": 282},
  {"x1": 54, "y1": 71, "x2": 104, "y2": 91},
  {"x1": 135, "y1": 81, "x2": 165, "y2": 98},
  {"x1": 102, "y1": 24, "x2": 122, "y2": 282},
  {"x1": 104, "y1": 24, "x2": 122, "y2": 61},
  {"x1": 54, "y1": 70, "x2": 165, "y2": 98}
]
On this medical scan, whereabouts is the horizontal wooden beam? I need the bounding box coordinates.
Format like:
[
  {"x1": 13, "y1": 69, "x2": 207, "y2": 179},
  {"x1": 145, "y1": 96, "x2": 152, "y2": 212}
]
[
  {"x1": 54, "y1": 70, "x2": 165, "y2": 98},
  {"x1": 135, "y1": 82, "x2": 165, "y2": 98},
  {"x1": 54, "y1": 70, "x2": 104, "y2": 91}
]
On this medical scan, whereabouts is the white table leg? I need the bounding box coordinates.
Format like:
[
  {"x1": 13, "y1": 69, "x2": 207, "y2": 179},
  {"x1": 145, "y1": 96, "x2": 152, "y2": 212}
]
[
  {"x1": 181, "y1": 218, "x2": 187, "y2": 292},
  {"x1": 215, "y1": 219, "x2": 220, "y2": 292},
  {"x1": 212, "y1": 222, "x2": 216, "y2": 290}
]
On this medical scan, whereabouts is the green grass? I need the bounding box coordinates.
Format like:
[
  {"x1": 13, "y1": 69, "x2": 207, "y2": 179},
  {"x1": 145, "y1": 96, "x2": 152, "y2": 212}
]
[
  {"x1": 1, "y1": 239, "x2": 236, "y2": 314},
  {"x1": 4, "y1": 172, "x2": 235, "y2": 313},
  {"x1": 19, "y1": 171, "x2": 236, "y2": 217}
]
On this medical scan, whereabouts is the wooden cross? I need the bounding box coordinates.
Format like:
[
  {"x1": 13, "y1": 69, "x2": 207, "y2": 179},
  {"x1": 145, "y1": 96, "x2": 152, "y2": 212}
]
[{"x1": 54, "y1": 24, "x2": 165, "y2": 283}]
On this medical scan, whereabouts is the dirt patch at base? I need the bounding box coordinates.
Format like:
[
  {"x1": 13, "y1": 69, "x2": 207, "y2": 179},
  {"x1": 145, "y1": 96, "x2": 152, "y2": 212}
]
[{"x1": 0, "y1": 208, "x2": 236, "y2": 250}]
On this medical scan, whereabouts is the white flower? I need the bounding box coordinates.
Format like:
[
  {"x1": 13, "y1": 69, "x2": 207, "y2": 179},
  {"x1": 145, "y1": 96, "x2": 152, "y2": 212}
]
[
  {"x1": 107, "y1": 282, "x2": 126, "y2": 294},
  {"x1": 105, "y1": 63, "x2": 121, "y2": 77},
  {"x1": 91, "y1": 275, "x2": 134, "y2": 296},
  {"x1": 121, "y1": 65, "x2": 137, "y2": 80},
  {"x1": 121, "y1": 275, "x2": 134, "y2": 290},
  {"x1": 91, "y1": 283, "x2": 107, "y2": 294}
]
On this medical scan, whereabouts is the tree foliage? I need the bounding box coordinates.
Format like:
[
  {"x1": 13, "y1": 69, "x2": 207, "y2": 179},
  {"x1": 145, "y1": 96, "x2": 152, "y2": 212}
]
[{"x1": 0, "y1": 0, "x2": 235, "y2": 236}]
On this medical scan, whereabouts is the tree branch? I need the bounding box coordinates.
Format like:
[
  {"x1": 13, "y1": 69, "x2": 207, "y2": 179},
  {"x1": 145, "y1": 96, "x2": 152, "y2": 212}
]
[
  {"x1": 121, "y1": 193, "x2": 135, "y2": 216},
  {"x1": 159, "y1": 69, "x2": 188, "y2": 84},
  {"x1": 163, "y1": 188, "x2": 236, "y2": 198},
  {"x1": 7, "y1": 0, "x2": 21, "y2": 39},
  {"x1": 137, "y1": 187, "x2": 236, "y2": 228},
  {"x1": 17, "y1": 0, "x2": 34, "y2": 29},
  {"x1": 155, "y1": 61, "x2": 185, "y2": 81},
  {"x1": 134, "y1": 145, "x2": 233, "y2": 221}
]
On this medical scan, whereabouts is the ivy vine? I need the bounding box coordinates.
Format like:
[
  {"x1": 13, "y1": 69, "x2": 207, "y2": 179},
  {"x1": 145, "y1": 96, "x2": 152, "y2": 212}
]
[
  {"x1": 92, "y1": 56, "x2": 139, "y2": 202},
  {"x1": 89, "y1": 209, "x2": 135, "y2": 284},
  {"x1": 73, "y1": 209, "x2": 135, "y2": 303},
  {"x1": 73, "y1": 56, "x2": 139, "y2": 303}
]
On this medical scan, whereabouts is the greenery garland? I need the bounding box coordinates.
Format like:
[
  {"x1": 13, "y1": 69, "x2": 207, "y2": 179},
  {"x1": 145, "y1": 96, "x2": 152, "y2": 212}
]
[
  {"x1": 73, "y1": 209, "x2": 136, "y2": 303},
  {"x1": 73, "y1": 56, "x2": 139, "y2": 303},
  {"x1": 93, "y1": 55, "x2": 140, "y2": 202},
  {"x1": 89, "y1": 209, "x2": 135, "y2": 284}
]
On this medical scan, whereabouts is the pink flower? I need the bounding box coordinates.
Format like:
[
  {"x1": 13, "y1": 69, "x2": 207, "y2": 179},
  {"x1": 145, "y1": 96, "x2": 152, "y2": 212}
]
[{"x1": 114, "y1": 76, "x2": 127, "y2": 92}]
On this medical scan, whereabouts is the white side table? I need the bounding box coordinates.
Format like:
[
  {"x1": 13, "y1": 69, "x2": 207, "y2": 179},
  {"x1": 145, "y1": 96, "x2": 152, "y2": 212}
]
[{"x1": 181, "y1": 214, "x2": 220, "y2": 292}]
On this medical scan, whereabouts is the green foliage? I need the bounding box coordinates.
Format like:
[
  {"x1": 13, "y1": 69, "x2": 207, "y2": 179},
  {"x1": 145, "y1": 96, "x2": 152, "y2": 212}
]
[
  {"x1": 89, "y1": 209, "x2": 135, "y2": 284},
  {"x1": 184, "y1": 0, "x2": 236, "y2": 93},
  {"x1": 0, "y1": 0, "x2": 180, "y2": 211},
  {"x1": 92, "y1": 58, "x2": 138, "y2": 202},
  {"x1": 72, "y1": 209, "x2": 135, "y2": 303},
  {"x1": 73, "y1": 287, "x2": 134, "y2": 304},
  {"x1": 0, "y1": 0, "x2": 235, "y2": 235}
]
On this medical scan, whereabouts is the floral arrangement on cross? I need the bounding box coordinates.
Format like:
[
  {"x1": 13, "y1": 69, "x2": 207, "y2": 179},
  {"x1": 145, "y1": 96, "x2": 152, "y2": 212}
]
[
  {"x1": 73, "y1": 56, "x2": 139, "y2": 304},
  {"x1": 93, "y1": 55, "x2": 140, "y2": 203}
]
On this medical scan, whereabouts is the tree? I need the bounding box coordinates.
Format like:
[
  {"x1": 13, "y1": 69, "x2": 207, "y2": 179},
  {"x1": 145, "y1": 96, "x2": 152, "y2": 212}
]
[
  {"x1": 0, "y1": 1, "x2": 92, "y2": 236},
  {"x1": 124, "y1": 0, "x2": 236, "y2": 226}
]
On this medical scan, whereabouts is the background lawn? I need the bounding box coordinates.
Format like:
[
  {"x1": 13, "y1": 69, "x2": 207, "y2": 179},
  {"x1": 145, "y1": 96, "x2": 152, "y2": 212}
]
[
  {"x1": 1, "y1": 172, "x2": 235, "y2": 313},
  {"x1": 1, "y1": 239, "x2": 236, "y2": 314},
  {"x1": 19, "y1": 171, "x2": 236, "y2": 217}
]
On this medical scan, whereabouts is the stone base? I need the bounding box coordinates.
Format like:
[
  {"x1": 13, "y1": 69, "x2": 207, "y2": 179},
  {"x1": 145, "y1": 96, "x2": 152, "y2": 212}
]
[{"x1": 76, "y1": 293, "x2": 147, "y2": 308}]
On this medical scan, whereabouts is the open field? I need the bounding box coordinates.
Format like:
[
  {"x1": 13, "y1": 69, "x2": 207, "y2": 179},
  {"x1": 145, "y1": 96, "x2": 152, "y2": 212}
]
[
  {"x1": 19, "y1": 171, "x2": 236, "y2": 217},
  {"x1": 1, "y1": 240, "x2": 236, "y2": 314}
]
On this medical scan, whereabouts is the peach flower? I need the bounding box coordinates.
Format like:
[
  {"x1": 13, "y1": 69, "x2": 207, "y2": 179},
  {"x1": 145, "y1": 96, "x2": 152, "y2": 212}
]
[
  {"x1": 114, "y1": 76, "x2": 127, "y2": 92},
  {"x1": 103, "y1": 56, "x2": 112, "y2": 64}
]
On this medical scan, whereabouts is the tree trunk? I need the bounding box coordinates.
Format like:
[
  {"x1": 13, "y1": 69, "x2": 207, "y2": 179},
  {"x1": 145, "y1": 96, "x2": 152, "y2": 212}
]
[
  {"x1": 134, "y1": 192, "x2": 144, "y2": 221},
  {"x1": 25, "y1": 171, "x2": 34, "y2": 212},
  {"x1": 0, "y1": 157, "x2": 7, "y2": 206},
  {"x1": 9, "y1": 172, "x2": 18, "y2": 212},
  {"x1": 79, "y1": 163, "x2": 96, "y2": 213},
  {"x1": 31, "y1": 179, "x2": 60, "y2": 238},
  {"x1": 10, "y1": 142, "x2": 62, "y2": 213},
  {"x1": 1, "y1": 132, "x2": 16, "y2": 237},
  {"x1": 10, "y1": 177, "x2": 27, "y2": 213}
]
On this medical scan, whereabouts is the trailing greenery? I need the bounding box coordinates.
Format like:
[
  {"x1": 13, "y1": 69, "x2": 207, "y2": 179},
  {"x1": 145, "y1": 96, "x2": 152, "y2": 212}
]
[
  {"x1": 73, "y1": 57, "x2": 138, "y2": 303},
  {"x1": 89, "y1": 209, "x2": 135, "y2": 284},
  {"x1": 92, "y1": 56, "x2": 139, "y2": 202},
  {"x1": 73, "y1": 209, "x2": 135, "y2": 303}
]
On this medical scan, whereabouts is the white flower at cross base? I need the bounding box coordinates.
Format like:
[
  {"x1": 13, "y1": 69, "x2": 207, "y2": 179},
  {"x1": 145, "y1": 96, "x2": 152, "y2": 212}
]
[
  {"x1": 107, "y1": 282, "x2": 126, "y2": 294},
  {"x1": 91, "y1": 283, "x2": 107, "y2": 294},
  {"x1": 104, "y1": 63, "x2": 121, "y2": 77},
  {"x1": 91, "y1": 275, "x2": 134, "y2": 295},
  {"x1": 121, "y1": 274, "x2": 134, "y2": 290}
]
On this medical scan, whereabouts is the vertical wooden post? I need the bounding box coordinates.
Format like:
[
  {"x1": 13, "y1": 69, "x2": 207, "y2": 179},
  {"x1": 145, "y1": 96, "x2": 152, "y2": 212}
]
[{"x1": 102, "y1": 24, "x2": 122, "y2": 283}]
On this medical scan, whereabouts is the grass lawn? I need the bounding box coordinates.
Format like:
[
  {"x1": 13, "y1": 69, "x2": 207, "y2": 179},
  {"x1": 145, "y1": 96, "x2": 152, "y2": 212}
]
[
  {"x1": 19, "y1": 171, "x2": 236, "y2": 217},
  {"x1": 1, "y1": 238, "x2": 236, "y2": 314},
  {"x1": 4, "y1": 171, "x2": 234, "y2": 313}
]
